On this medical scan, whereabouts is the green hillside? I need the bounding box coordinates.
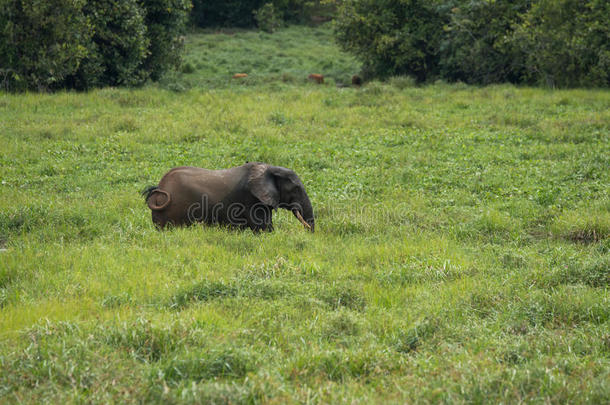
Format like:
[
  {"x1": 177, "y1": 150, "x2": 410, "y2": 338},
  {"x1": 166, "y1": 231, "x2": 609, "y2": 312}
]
[{"x1": 165, "y1": 25, "x2": 360, "y2": 89}]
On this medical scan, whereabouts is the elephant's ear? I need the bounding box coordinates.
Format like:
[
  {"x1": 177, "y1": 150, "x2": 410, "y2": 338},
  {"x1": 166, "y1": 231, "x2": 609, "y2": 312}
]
[{"x1": 248, "y1": 164, "x2": 279, "y2": 208}]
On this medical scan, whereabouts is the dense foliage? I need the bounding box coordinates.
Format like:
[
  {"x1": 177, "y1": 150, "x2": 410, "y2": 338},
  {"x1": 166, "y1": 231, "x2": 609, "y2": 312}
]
[
  {"x1": 334, "y1": 0, "x2": 610, "y2": 87},
  {"x1": 334, "y1": 0, "x2": 445, "y2": 82},
  {"x1": 253, "y1": 3, "x2": 283, "y2": 33},
  {"x1": 0, "y1": 0, "x2": 191, "y2": 91},
  {"x1": 512, "y1": 0, "x2": 609, "y2": 88},
  {"x1": 439, "y1": 0, "x2": 531, "y2": 85},
  {"x1": 72, "y1": 0, "x2": 150, "y2": 89},
  {"x1": 0, "y1": 0, "x2": 93, "y2": 91},
  {"x1": 190, "y1": 0, "x2": 332, "y2": 28},
  {"x1": 139, "y1": 0, "x2": 192, "y2": 81},
  {"x1": 191, "y1": 0, "x2": 265, "y2": 28}
]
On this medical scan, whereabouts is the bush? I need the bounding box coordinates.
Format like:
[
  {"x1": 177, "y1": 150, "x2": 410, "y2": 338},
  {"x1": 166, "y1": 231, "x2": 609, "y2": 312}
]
[
  {"x1": 190, "y1": 0, "x2": 332, "y2": 28},
  {"x1": 273, "y1": 0, "x2": 335, "y2": 24},
  {"x1": 333, "y1": 0, "x2": 446, "y2": 82},
  {"x1": 512, "y1": 0, "x2": 609, "y2": 87},
  {"x1": 254, "y1": 3, "x2": 282, "y2": 33},
  {"x1": 0, "y1": 0, "x2": 191, "y2": 91},
  {"x1": 191, "y1": 0, "x2": 265, "y2": 28},
  {"x1": 72, "y1": 0, "x2": 150, "y2": 89},
  {"x1": 333, "y1": 0, "x2": 609, "y2": 87},
  {"x1": 0, "y1": 0, "x2": 92, "y2": 91},
  {"x1": 138, "y1": 0, "x2": 192, "y2": 81},
  {"x1": 439, "y1": 0, "x2": 531, "y2": 85}
]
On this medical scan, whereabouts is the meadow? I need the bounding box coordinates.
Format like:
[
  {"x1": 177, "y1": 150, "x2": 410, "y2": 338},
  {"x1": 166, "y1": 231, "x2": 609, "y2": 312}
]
[{"x1": 0, "y1": 25, "x2": 609, "y2": 403}]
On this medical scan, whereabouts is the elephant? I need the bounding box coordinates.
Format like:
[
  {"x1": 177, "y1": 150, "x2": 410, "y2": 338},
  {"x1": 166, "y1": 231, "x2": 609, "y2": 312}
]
[{"x1": 142, "y1": 162, "x2": 315, "y2": 232}]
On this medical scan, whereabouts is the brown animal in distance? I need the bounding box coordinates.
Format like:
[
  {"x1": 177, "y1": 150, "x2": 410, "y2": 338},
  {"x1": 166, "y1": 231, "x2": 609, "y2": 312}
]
[
  {"x1": 308, "y1": 74, "x2": 324, "y2": 84},
  {"x1": 351, "y1": 74, "x2": 363, "y2": 86},
  {"x1": 232, "y1": 73, "x2": 248, "y2": 79}
]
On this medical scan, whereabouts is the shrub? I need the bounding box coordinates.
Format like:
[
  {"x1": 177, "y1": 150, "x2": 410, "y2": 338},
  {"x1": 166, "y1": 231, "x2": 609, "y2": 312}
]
[
  {"x1": 0, "y1": 0, "x2": 92, "y2": 91},
  {"x1": 511, "y1": 0, "x2": 609, "y2": 87},
  {"x1": 190, "y1": 0, "x2": 333, "y2": 28},
  {"x1": 273, "y1": 0, "x2": 335, "y2": 24},
  {"x1": 333, "y1": 0, "x2": 446, "y2": 82},
  {"x1": 0, "y1": 0, "x2": 191, "y2": 91},
  {"x1": 333, "y1": 0, "x2": 609, "y2": 87},
  {"x1": 191, "y1": 0, "x2": 266, "y2": 28},
  {"x1": 138, "y1": 0, "x2": 192, "y2": 81},
  {"x1": 254, "y1": 3, "x2": 282, "y2": 33},
  {"x1": 72, "y1": 0, "x2": 150, "y2": 89},
  {"x1": 439, "y1": 0, "x2": 531, "y2": 85}
]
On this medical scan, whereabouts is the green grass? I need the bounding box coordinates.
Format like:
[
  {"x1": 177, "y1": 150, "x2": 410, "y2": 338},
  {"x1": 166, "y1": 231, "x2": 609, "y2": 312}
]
[
  {"x1": 164, "y1": 24, "x2": 360, "y2": 90},
  {"x1": 0, "y1": 25, "x2": 609, "y2": 403}
]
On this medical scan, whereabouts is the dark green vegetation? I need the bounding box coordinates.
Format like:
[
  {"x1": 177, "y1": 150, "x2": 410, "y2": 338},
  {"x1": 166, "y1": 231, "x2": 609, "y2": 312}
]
[
  {"x1": 1, "y1": 25, "x2": 609, "y2": 403},
  {"x1": 190, "y1": 0, "x2": 332, "y2": 28},
  {"x1": 334, "y1": 0, "x2": 610, "y2": 87},
  {"x1": 0, "y1": 0, "x2": 191, "y2": 91}
]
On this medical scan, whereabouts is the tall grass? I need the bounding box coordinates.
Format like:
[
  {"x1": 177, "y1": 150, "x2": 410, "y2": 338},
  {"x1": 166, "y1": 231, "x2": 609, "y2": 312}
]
[{"x1": 0, "y1": 25, "x2": 608, "y2": 403}]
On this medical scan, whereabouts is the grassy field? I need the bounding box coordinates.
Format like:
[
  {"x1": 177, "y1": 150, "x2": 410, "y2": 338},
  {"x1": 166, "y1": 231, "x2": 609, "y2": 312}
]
[
  {"x1": 1, "y1": 25, "x2": 609, "y2": 403},
  {"x1": 164, "y1": 25, "x2": 360, "y2": 90}
]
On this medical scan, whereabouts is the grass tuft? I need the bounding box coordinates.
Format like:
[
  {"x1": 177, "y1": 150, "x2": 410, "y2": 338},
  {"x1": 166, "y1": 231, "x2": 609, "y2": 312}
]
[
  {"x1": 318, "y1": 285, "x2": 366, "y2": 311},
  {"x1": 159, "y1": 348, "x2": 256, "y2": 383},
  {"x1": 551, "y1": 207, "x2": 610, "y2": 244},
  {"x1": 102, "y1": 319, "x2": 179, "y2": 362},
  {"x1": 394, "y1": 318, "x2": 439, "y2": 354}
]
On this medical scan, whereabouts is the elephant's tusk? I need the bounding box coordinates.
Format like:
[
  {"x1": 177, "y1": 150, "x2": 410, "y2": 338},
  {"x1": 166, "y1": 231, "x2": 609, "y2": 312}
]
[{"x1": 294, "y1": 210, "x2": 311, "y2": 230}]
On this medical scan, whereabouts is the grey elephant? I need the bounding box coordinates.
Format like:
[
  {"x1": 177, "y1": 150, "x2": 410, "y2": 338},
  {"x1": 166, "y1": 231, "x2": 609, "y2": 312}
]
[{"x1": 142, "y1": 162, "x2": 315, "y2": 232}]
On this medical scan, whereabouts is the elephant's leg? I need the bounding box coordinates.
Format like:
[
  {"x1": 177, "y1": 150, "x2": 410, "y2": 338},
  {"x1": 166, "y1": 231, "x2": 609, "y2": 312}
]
[
  {"x1": 248, "y1": 205, "x2": 273, "y2": 232},
  {"x1": 151, "y1": 211, "x2": 168, "y2": 229},
  {"x1": 259, "y1": 208, "x2": 274, "y2": 232},
  {"x1": 264, "y1": 208, "x2": 274, "y2": 231}
]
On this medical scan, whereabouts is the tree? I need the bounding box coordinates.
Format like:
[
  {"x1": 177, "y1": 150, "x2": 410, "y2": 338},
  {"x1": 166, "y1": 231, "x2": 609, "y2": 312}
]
[
  {"x1": 0, "y1": 0, "x2": 92, "y2": 91},
  {"x1": 333, "y1": 0, "x2": 446, "y2": 81},
  {"x1": 512, "y1": 0, "x2": 609, "y2": 87},
  {"x1": 0, "y1": 0, "x2": 192, "y2": 91},
  {"x1": 333, "y1": 0, "x2": 609, "y2": 87}
]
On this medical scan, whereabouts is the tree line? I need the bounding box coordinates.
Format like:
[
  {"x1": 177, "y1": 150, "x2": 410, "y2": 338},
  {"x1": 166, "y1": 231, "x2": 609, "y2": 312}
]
[
  {"x1": 0, "y1": 0, "x2": 191, "y2": 91},
  {"x1": 1, "y1": 0, "x2": 607, "y2": 91},
  {"x1": 333, "y1": 0, "x2": 609, "y2": 88}
]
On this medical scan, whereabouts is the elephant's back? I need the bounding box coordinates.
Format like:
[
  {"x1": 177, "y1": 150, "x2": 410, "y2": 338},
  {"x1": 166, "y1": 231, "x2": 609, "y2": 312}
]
[
  {"x1": 159, "y1": 166, "x2": 219, "y2": 186},
  {"x1": 158, "y1": 166, "x2": 244, "y2": 202},
  {"x1": 161, "y1": 166, "x2": 212, "y2": 178}
]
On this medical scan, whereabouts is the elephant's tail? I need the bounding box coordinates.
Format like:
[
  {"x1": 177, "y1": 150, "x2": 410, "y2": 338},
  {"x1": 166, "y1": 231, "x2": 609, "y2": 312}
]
[
  {"x1": 141, "y1": 185, "x2": 171, "y2": 211},
  {"x1": 141, "y1": 185, "x2": 158, "y2": 200}
]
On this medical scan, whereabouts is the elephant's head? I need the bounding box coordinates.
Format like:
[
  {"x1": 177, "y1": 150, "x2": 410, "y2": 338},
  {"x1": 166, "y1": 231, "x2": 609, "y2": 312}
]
[{"x1": 249, "y1": 164, "x2": 315, "y2": 232}]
